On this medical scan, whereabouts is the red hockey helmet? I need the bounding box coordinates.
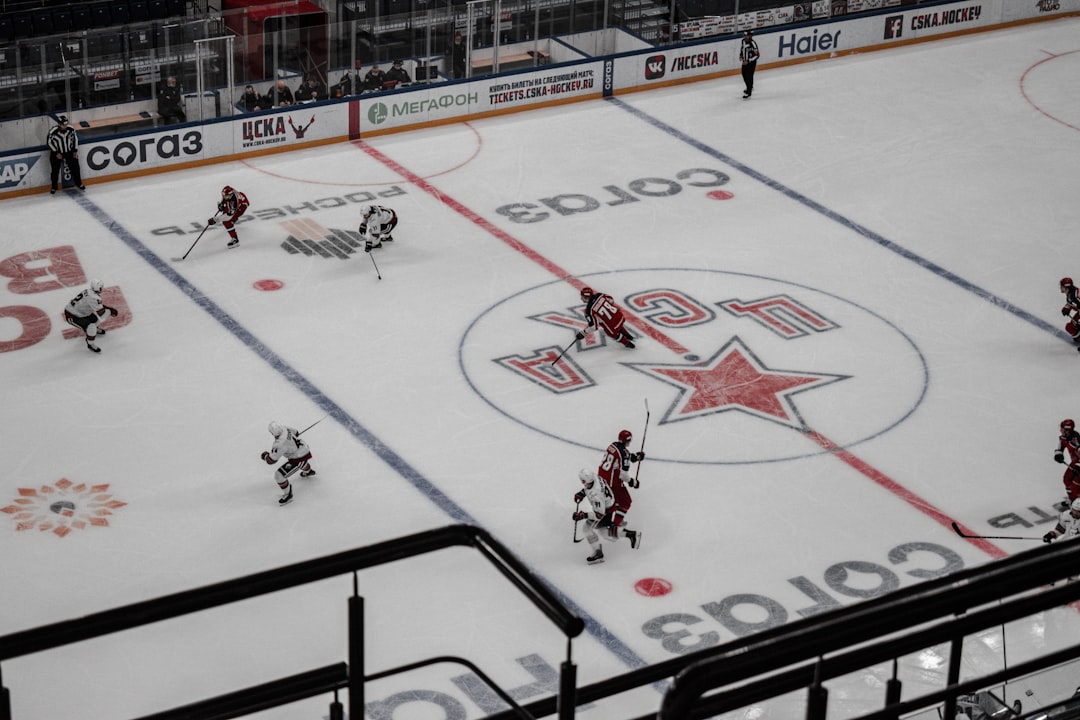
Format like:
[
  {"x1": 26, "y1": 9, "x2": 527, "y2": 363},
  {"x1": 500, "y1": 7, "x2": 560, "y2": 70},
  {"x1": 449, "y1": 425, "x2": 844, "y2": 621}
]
[
  {"x1": 222, "y1": 185, "x2": 234, "y2": 197},
  {"x1": 1062, "y1": 277, "x2": 1074, "y2": 292},
  {"x1": 580, "y1": 286, "x2": 594, "y2": 303},
  {"x1": 618, "y1": 429, "x2": 632, "y2": 445},
  {"x1": 1063, "y1": 419, "x2": 1076, "y2": 433}
]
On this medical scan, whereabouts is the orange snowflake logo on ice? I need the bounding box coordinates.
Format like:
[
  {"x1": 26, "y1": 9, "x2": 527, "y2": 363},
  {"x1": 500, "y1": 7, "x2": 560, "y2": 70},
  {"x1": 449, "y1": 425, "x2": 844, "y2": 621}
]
[{"x1": 1, "y1": 478, "x2": 126, "y2": 537}]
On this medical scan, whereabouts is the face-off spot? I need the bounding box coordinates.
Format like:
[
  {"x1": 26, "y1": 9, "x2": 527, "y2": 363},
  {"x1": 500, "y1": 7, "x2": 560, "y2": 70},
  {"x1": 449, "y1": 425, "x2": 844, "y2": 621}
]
[
  {"x1": 707, "y1": 190, "x2": 734, "y2": 200},
  {"x1": 635, "y1": 577, "x2": 673, "y2": 597},
  {"x1": 254, "y1": 279, "x2": 284, "y2": 291}
]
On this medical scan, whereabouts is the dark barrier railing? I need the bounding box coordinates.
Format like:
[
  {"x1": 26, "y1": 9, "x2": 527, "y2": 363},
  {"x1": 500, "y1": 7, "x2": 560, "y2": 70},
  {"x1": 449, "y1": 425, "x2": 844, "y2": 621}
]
[
  {"x1": 658, "y1": 537, "x2": 1080, "y2": 720},
  {"x1": 0, "y1": 524, "x2": 584, "y2": 720},
  {"x1": 480, "y1": 537, "x2": 1080, "y2": 720}
]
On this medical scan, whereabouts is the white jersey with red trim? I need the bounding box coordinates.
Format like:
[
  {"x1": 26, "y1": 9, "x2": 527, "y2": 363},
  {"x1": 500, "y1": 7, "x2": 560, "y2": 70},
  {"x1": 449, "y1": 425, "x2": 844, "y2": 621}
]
[
  {"x1": 268, "y1": 426, "x2": 311, "y2": 462},
  {"x1": 66, "y1": 287, "x2": 104, "y2": 318}
]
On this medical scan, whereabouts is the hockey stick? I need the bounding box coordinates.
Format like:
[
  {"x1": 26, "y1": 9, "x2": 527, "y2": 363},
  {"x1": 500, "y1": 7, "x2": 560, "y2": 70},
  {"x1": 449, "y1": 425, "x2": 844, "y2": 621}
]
[
  {"x1": 550, "y1": 336, "x2": 579, "y2": 367},
  {"x1": 950, "y1": 522, "x2": 1043, "y2": 541},
  {"x1": 172, "y1": 222, "x2": 211, "y2": 262},
  {"x1": 297, "y1": 414, "x2": 328, "y2": 436},
  {"x1": 573, "y1": 500, "x2": 583, "y2": 543},
  {"x1": 630, "y1": 398, "x2": 650, "y2": 489},
  {"x1": 368, "y1": 249, "x2": 382, "y2": 280}
]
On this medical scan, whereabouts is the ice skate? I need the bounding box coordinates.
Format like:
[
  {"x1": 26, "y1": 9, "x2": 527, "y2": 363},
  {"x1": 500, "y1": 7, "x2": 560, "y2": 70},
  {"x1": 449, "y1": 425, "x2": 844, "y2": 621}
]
[
  {"x1": 278, "y1": 488, "x2": 294, "y2": 505},
  {"x1": 586, "y1": 548, "x2": 604, "y2": 565},
  {"x1": 625, "y1": 529, "x2": 641, "y2": 549},
  {"x1": 300, "y1": 466, "x2": 316, "y2": 478},
  {"x1": 85, "y1": 338, "x2": 101, "y2": 353},
  {"x1": 227, "y1": 237, "x2": 239, "y2": 248}
]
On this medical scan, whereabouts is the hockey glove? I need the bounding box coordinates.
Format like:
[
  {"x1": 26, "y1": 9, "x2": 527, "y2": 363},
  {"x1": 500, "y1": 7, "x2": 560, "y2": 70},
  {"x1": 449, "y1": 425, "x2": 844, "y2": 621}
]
[
  {"x1": 1044, "y1": 532, "x2": 1056, "y2": 544},
  {"x1": 572, "y1": 510, "x2": 588, "y2": 522},
  {"x1": 218, "y1": 201, "x2": 226, "y2": 212},
  {"x1": 207, "y1": 217, "x2": 217, "y2": 225},
  {"x1": 574, "y1": 490, "x2": 587, "y2": 503},
  {"x1": 1056, "y1": 452, "x2": 1065, "y2": 464},
  {"x1": 630, "y1": 451, "x2": 645, "y2": 462},
  {"x1": 106, "y1": 306, "x2": 119, "y2": 317},
  {"x1": 575, "y1": 331, "x2": 585, "y2": 341},
  {"x1": 261, "y1": 451, "x2": 274, "y2": 464},
  {"x1": 1064, "y1": 307, "x2": 1072, "y2": 317},
  {"x1": 629, "y1": 478, "x2": 639, "y2": 489}
]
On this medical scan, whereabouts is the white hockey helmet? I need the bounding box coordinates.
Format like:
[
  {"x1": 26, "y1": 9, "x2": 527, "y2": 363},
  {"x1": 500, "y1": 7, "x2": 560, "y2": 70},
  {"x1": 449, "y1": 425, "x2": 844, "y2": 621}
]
[
  {"x1": 1071, "y1": 498, "x2": 1080, "y2": 513},
  {"x1": 362, "y1": 204, "x2": 376, "y2": 219},
  {"x1": 89, "y1": 278, "x2": 104, "y2": 293},
  {"x1": 578, "y1": 468, "x2": 595, "y2": 486},
  {"x1": 268, "y1": 421, "x2": 284, "y2": 437}
]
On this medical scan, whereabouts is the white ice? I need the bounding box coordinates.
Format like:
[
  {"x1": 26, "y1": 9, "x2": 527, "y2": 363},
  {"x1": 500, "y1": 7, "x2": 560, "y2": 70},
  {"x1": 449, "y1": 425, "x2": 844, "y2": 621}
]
[{"x1": 3, "y1": 16, "x2": 1080, "y2": 720}]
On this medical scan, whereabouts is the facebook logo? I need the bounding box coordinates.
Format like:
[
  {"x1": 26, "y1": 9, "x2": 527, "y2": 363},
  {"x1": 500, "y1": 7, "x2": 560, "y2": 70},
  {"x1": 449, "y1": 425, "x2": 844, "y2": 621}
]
[
  {"x1": 644, "y1": 55, "x2": 666, "y2": 80},
  {"x1": 884, "y1": 15, "x2": 903, "y2": 39}
]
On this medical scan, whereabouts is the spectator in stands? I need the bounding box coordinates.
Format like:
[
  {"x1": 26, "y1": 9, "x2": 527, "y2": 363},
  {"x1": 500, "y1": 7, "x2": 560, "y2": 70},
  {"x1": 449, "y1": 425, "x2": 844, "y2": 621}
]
[
  {"x1": 273, "y1": 79, "x2": 295, "y2": 107},
  {"x1": 331, "y1": 70, "x2": 358, "y2": 98},
  {"x1": 449, "y1": 31, "x2": 466, "y2": 78},
  {"x1": 363, "y1": 64, "x2": 387, "y2": 92},
  {"x1": 385, "y1": 59, "x2": 411, "y2": 88},
  {"x1": 157, "y1": 76, "x2": 186, "y2": 125},
  {"x1": 449, "y1": 31, "x2": 467, "y2": 78},
  {"x1": 294, "y1": 75, "x2": 327, "y2": 103},
  {"x1": 240, "y1": 84, "x2": 267, "y2": 112}
]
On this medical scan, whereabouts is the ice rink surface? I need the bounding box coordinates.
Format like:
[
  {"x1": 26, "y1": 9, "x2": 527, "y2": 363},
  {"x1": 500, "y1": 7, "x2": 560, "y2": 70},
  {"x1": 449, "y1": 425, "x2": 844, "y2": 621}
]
[{"x1": 4, "y1": 15, "x2": 1080, "y2": 719}]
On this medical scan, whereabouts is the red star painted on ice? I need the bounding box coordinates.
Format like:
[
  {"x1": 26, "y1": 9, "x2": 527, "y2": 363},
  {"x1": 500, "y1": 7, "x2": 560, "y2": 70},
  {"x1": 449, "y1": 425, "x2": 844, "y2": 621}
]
[{"x1": 627, "y1": 337, "x2": 848, "y2": 429}]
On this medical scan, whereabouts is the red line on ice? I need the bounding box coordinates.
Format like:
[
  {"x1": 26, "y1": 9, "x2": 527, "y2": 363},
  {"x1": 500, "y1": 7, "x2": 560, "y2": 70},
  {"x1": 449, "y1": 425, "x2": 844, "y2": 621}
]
[{"x1": 354, "y1": 139, "x2": 1004, "y2": 558}]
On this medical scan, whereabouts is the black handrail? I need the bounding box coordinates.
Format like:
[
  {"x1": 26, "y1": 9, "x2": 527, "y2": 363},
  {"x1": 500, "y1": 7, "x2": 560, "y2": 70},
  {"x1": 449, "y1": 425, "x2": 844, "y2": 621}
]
[
  {"x1": 484, "y1": 538, "x2": 1080, "y2": 720},
  {"x1": 0, "y1": 524, "x2": 582, "y2": 662},
  {"x1": 658, "y1": 538, "x2": 1080, "y2": 720},
  {"x1": 0, "y1": 524, "x2": 583, "y2": 720}
]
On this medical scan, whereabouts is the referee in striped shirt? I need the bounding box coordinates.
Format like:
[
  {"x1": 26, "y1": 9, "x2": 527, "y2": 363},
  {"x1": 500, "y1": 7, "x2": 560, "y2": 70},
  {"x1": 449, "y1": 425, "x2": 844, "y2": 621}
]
[{"x1": 46, "y1": 115, "x2": 85, "y2": 194}]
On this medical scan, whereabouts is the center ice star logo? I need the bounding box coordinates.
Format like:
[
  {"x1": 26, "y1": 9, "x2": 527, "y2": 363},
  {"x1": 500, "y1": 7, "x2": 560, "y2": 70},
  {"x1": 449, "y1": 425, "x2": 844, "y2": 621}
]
[
  {"x1": 628, "y1": 337, "x2": 847, "y2": 430},
  {"x1": 460, "y1": 269, "x2": 927, "y2": 464}
]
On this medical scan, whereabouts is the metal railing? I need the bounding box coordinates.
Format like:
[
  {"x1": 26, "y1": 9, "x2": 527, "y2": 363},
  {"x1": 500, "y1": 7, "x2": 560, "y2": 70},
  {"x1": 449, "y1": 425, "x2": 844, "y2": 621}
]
[{"x1": 0, "y1": 524, "x2": 584, "y2": 720}]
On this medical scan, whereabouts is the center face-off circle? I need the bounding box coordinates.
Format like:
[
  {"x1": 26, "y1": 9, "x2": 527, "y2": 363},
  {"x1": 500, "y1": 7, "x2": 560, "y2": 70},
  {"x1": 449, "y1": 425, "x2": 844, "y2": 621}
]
[{"x1": 460, "y1": 268, "x2": 927, "y2": 465}]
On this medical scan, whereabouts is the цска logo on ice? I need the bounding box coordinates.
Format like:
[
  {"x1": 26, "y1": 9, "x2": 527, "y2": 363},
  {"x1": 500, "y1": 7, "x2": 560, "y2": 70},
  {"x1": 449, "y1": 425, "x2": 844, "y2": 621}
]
[{"x1": 460, "y1": 269, "x2": 927, "y2": 465}]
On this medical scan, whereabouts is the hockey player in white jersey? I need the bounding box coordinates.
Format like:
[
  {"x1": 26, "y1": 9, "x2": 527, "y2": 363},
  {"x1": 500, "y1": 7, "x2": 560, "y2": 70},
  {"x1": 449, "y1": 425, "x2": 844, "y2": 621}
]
[
  {"x1": 261, "y1": 421, "x2": 317, "y2": 506},
  {"x1": 1043, "y1": 497, "x2": 1080, "y2": 544},
  {"x1": 572, "y1": 468, "x2": 640, "y2": 565},
  {"x1": 359, "y1": 204, "x2": 398, "y2": 252},
  {"x1": 63, "y1": 278, "x2": 117, "y2": 353}
]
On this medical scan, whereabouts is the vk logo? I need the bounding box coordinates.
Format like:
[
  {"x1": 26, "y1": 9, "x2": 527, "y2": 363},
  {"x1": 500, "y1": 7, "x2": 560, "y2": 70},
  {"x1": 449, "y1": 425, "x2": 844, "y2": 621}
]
[{"x1": 645, "y1": 55, "x2": 666, "y2": 80}]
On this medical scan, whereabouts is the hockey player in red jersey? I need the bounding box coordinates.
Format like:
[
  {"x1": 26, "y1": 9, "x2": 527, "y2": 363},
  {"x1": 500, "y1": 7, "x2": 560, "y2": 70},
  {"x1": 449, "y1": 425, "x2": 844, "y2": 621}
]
[
  {"x1": 572, "y1": 468, "x2": 640, "y2": 564},
  {"x1": 1055, "y1": 418, "x2": 1080, "y2": 509},
  {"x1": 586, "y1": 428, "x2": 645, "y2": 556},
  {"x1": 262, "y1": 421, "x2": 316, "y2": 506},
  {"x1": 1061, "y1": 278, "x2": 1080, "y2": 350},
  {"x1": 208, "y1": 185, "x2": 250, "y2": 248},
  {"x1": 575, "y1": 286, "x2": 636, "y2": 349}
]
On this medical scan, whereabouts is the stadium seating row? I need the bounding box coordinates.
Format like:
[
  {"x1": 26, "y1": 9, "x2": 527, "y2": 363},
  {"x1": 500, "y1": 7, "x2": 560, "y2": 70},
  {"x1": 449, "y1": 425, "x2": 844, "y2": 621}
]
[{"x1": 0, "y1": 0, "x2": 187, "y2": 41}]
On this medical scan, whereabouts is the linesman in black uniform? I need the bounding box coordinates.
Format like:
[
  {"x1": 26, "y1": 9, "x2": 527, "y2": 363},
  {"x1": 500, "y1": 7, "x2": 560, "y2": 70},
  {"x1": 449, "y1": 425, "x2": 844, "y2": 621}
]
[
  {"x1": 46, "y1": 115, "x2": 85, "y2": 194},
  {"x1": 740, "y1": 30, "x2": 760, "y2": 99}
]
